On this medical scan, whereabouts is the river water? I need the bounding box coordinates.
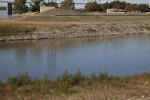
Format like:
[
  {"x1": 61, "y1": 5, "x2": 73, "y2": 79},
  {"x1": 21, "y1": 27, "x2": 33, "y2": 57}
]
[
  {"x1": 0, "y1": 35, "x2": 150, "y2": 81},
  {"x1": 0, "y1": 11, "x2": 16, "y2": 18}
]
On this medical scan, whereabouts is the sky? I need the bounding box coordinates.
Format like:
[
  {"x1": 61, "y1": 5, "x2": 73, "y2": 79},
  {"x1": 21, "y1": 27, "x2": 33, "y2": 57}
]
[{"x1": 0, "y1": 0, "x2": 150, "y2": 6}]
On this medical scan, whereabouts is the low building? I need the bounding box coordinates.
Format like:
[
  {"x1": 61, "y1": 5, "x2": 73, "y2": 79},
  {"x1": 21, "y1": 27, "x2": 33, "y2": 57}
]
[{"x1": 107, "y1": 9, "x2": 126, "y2": 13}]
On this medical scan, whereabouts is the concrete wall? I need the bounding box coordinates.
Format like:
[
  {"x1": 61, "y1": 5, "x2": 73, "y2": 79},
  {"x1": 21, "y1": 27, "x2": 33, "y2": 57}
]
[{"x1": 40, "y1": 7, "x2": 55, "y2": 13}]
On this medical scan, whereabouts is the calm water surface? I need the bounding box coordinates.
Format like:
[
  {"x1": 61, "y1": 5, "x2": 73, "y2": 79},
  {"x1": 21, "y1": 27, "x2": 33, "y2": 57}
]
[
  {"x1": 0, "y1": 11, "x2": 16, "y2": 18},
  {"x1": 0, "y1": 35, "x2": 150, "y2": 81}
]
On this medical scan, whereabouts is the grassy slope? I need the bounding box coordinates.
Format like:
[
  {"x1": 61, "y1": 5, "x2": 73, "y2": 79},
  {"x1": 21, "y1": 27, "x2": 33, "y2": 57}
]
[{"x1": 1, "y1": 9, "x2": 150, "y2": 24}]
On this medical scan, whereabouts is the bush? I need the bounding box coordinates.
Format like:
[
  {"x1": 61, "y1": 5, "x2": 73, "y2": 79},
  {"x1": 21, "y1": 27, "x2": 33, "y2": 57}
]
[
  {"x1": 13, "y1": 0, "x2": 28, "y2": 14},
  {"x1": 61, "y1": 0, "x2": 75, "y2": 10},
  {"x1": 86, "y1": 28, "x2": 97, "y2": 33},
  {"x1": 30, "y1": 0, "x2": 44, "y2": 12},
  {"x1": 85, "y1": 2, "x2": 99, "y2": 12},
  {"x1": 7, "y1": 72, "x2": 31, "y2": 86},
  {"x1": 90, "y1": 71, "x2": 97, "y2": 81},
  {"x1": 42, "y1": 2, "x2": 58, "y2": 8},
  {"x1": 99, "y1": 71, "x2": 109, "y2": 81},
  {"x1": 58, "y1": 70, "x2": 72, "y2": 93},
  {"x1": 58, "y1": 70, "x2": 85, "y2": 93}
]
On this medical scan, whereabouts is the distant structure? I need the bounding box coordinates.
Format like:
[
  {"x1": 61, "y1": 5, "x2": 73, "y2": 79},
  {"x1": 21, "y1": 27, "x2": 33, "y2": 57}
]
[
  {"x1": 107, "y1": 9, "x2": 126, "y2": 13},
  {"x1": 40, "y1": 6, "x2": 55, "y2": 13},
  {"x1": 0, "y1": 0, "x2": 32, "y2": 15},
  {"x1": 7, "y1": 3, "x2": 12, "y2": 15}
]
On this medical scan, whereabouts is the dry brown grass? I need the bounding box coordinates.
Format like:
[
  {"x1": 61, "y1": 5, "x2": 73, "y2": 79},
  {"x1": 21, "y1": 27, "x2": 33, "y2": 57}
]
[
  {"x1": 0, "y1": 24, "x2": 36, "y2": 36},
  {"x1": 0, "y1": 72, "x2": 150, "y2": 100}
]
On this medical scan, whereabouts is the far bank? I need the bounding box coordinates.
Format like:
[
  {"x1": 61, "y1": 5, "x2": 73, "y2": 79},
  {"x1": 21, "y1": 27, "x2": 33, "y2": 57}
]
[
  {"x1": 0, "y1": 10, "x2": 150, "y2": 41},
  {"x1": 0, "y1": 22, "x2": 150, "y2": 41}
]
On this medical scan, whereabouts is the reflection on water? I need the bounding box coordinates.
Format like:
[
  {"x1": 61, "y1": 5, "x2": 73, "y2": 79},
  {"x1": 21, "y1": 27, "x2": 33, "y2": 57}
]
[{"x1": 0, "y1": 35, "x2": 150, "y2": 81}]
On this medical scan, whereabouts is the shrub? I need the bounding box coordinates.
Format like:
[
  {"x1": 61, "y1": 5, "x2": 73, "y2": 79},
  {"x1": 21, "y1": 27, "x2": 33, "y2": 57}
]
[
  {"x1": 35, "y1": 74, "x2": 49, "y2": 84},
  {"x1": 90, "y1": 71, "x2": 97, "y2": 81},
  {"x1": 71, "y1": 69, "x2": 85, "y2": 85},
  {"x1": 7, "y1": 72, "x2": 31, "y2": 86},
  {"x1": 13, "y1": 0, "x2": 28, "y2": 14},
  {"x1": 30, "y1": 0, "x2": 44, "y2": 12},
  {"x1": 99, "y1": 71, "x2": 109, "y2": 81},
  {"x1": 86, "y1": 28, "x2": 97, "y2": 33},
  {"x1": 58, "y1": 70, "x2": 72, "y2": 93},
  {"x1": 61, "y1": 0, "x2": 75, "y2": 10},
  {"x1": 42, "y1": 2, "x2": 58, "y2": 8},
  {"x1": 141, "y1": 26, "x2": 150, "y2": 31}
]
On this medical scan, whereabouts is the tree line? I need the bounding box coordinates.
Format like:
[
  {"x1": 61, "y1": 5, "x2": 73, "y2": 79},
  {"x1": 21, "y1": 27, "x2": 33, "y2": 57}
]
[
  {"x1": 13, "y1": 0, "x2": 149, "y2": 14},
  {"x1": 13, "y1": 0, "x2": 75, "y2": 14},
  {"x1": 85, "y1": 1, "x2": 150, "y2": 13}
]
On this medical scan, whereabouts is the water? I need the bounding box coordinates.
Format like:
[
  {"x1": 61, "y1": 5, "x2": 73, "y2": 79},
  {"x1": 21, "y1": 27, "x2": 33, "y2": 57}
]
[
  {"x1": 0, "y1": 11, "x2": 16, "y2": 18},
  {"x1": 0, "y1": 35, "x2": 150, "y2": 81}
]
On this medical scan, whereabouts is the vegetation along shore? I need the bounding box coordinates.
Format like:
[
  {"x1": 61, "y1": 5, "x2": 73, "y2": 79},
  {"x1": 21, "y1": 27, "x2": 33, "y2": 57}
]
[{"x1": 0, "y1": 71, "x2": 150, "y2": 100}]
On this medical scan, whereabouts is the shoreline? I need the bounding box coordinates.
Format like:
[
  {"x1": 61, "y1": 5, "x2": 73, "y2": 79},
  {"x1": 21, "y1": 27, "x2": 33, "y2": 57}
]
[
  {"x1": 1, "y1": 71, "x2": 150, "y2": 100},
  {"x1": 0, "y1": 22, "x2": 150, "y2": 41}
]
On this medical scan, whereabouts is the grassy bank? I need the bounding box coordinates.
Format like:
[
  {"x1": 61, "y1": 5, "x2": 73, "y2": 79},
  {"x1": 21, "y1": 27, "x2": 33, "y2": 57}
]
[
  {"x1": 0, "y1": 71, "x2": 150, "y2": 100},
  {"x1": 0, "y1": 24, "x2": 36, "y2": 36}
]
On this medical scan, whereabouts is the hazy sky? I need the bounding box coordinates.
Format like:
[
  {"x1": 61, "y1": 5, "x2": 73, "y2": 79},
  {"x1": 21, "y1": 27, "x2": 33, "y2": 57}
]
[
  {"x1": 99, "y1": 0, "x2": 150, "y2": 3},
  {"x1": 0, "y1": 0, "x2": 150, "y2": 6},
  {"x1": 0, "y1": 0, "x2": 150, "y2": 3}
]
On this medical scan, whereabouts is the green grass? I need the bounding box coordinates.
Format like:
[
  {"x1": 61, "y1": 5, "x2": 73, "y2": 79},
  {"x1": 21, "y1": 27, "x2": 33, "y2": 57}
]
[
  {"x1": 142, "y1": 26, "x2": 150, "y2": 30},
  {"x1": 86, "y1": 28, "x2": 97, "y2": 33}
]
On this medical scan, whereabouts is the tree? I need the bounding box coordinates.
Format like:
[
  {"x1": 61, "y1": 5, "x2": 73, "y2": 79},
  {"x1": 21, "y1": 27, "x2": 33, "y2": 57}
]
[
  {"x1": 42, "y1": 2, "x2": 58, "y2": 8},
  {"x1": 30, "y1": 0, "x2": 44, "y2": 12},
  {"x1": 61, "y1": 0, "x2": 75, "y2": 10},
  {"x1": 125, "y1": 4, "x2": 138, "y2": 12},
  {"x1": 109, "y1": 0, "x2": 127, "y2": 9},
  {"x1": 99, "y1": 2, "x2": 108, "y2": 11},
  {"x1": 85, "y1": 2, "x2": 99, "y2": 12},
  {"x1": 137, "y1": 4, "x2": 149, "y2": 12},
  {"x1": 13, "y1": 0, "x2": 28, "y2": 14}
]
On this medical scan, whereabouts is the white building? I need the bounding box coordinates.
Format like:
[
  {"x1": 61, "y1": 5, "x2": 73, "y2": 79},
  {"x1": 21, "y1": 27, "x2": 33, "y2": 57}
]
[{"x1": 48, "y1": 0, "x2": 101, "y2": 9}]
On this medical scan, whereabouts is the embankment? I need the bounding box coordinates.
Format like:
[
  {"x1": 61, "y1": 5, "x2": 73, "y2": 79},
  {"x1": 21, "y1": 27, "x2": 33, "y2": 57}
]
[{"x1": 0, "y1": 22, "x2": 150, "y2": 41}]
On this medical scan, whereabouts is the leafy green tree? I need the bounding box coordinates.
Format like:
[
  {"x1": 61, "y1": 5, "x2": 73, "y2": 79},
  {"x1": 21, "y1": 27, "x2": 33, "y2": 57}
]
[
  {"x1": 137, "y1": 4, "x2": 149, "y2": 12},
  {"x1": 13, "y1": 0, "x2": 28, "y2": 14},
  {"x1": 85, "y1": 2, "x2": 99, "y2": 12},
  {"x1": 99, "y1": 2, "x2": 108, "y2": 11},
  {"x1": 30, "y1": 0, "x2": 44, "y2": 12},
  {"x1": 109, "y1": 0, "x2": 127, "y2": 9},
  {"x1": 42, "y1": 2, "x2": 58, "y2": 8},
  {"x1": 61, "y1": 0, "x2": 75, "y2": 10},
  {"x1": 125, "y1": 4, "x2": 138, "y2": 12}
]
